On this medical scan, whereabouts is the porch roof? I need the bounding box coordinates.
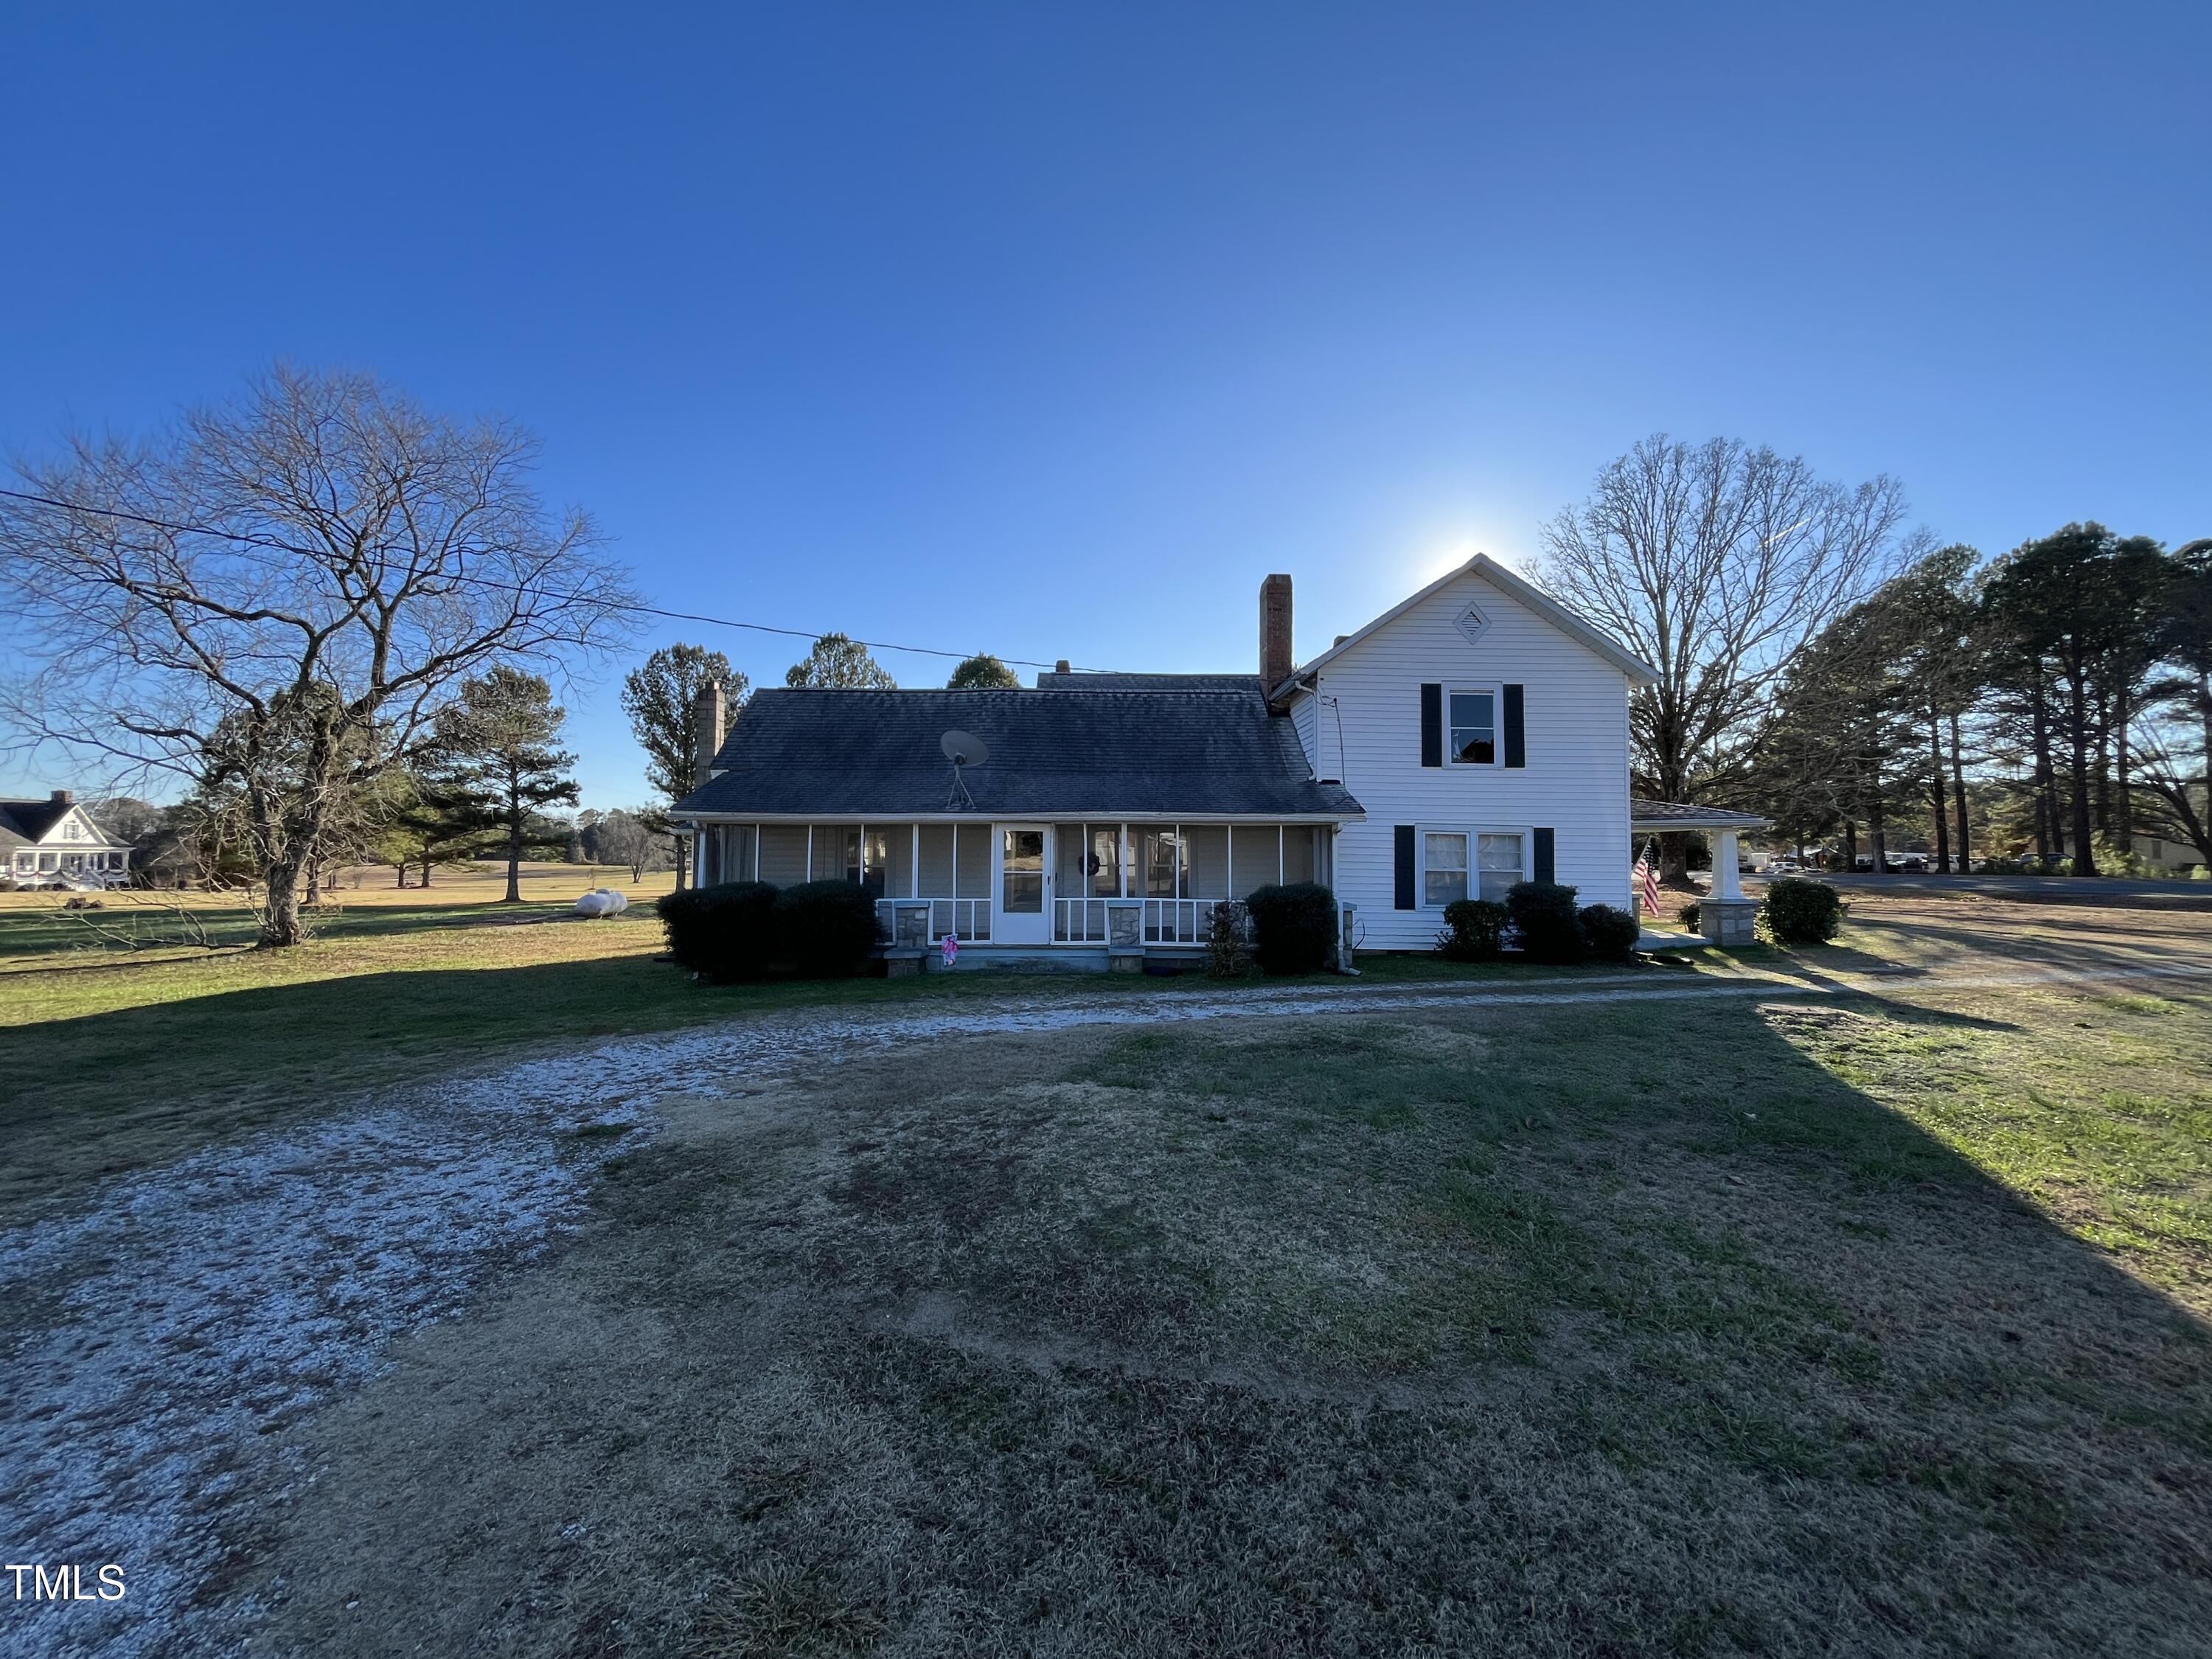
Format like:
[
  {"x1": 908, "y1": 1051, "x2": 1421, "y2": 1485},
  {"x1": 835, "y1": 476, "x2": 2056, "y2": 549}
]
[
  {"x1": 1629, "y1": 798, "x2": 1770, "y2": 833},
  {"x1": 675, "y1": 686, "x2": 1365, "y2": 821}
]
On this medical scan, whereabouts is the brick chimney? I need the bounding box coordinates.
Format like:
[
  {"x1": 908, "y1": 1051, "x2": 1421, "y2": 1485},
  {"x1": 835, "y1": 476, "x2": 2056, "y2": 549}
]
[
  {"x1": 1259, "y1": 574, "x2": 1293, "y2": 689},
  {"x1": 692, "y1": 681, "x2": 725, "y2": 789},
  {"x1": 51, "y1": 789, "x2": 74, "y2": 805}
]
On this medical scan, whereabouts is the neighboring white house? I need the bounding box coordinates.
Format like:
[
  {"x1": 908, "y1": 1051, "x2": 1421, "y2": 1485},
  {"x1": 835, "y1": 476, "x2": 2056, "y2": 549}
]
[
  {"x1": 1, "y1": 791, "x2": 134, "y2": 889},
  {"x1": 669, "y1": 557, "x2": 1747, "y2": 967}
]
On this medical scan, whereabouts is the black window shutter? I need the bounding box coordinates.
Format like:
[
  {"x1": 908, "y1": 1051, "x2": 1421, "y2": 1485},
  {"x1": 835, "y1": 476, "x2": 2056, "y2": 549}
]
[
  {"x1": 1503, "y1": 684, "x2": 1526, "y2": 768},
  {"x1": 1419, "y1": 684, "x2": 1442, "y2": 768},
  {"x1": 1533, "y1": 827, "x2": 1554, "y2": 885},
  {"x1": 1394, "y1": 825, "x2": 1417, "y2": 908}
]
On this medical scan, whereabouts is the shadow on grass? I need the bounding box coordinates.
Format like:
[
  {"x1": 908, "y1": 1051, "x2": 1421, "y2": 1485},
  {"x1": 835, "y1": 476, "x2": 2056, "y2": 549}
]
[{"x1": 220, "y1": 978, "x2": 2212, "y2": 1658}]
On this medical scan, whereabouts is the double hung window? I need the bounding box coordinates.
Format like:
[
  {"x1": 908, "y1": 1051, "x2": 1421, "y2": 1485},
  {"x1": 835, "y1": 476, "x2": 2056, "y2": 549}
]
[{"x1": 1420, "y1": 829, "x2": 1525, "y2": 906}]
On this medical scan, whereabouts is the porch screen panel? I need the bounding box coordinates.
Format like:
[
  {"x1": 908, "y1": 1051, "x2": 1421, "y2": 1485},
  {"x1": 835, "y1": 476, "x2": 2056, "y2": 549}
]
[
  {"x1": 1088, "y1": 825, "x2": 1122, "y2": 897},
  {"x1": 858, "y1": 827, "x2": 893, "y2": 897},
  {"x1": 869, "y1": 825, "x2": 911, "y2": 898},
  {"x1": 917, "y1": 825, "x2": 955, "y2": 895},
  {"x1": 1282, "y1": 826, "x2": 1317, "y2": 885},
  {"x1": 758, "y1": 826, "x2": 809, "y2": 885},
  {"x1": 1054, "y1": 824, "x2": 1086, "y2": 895},
  {"x1": 1183, "y1": 826, "x2": 1229, "y2": 899},
  {"x1": 1230, "y1": 827, "x2": 1279, "y2": 899},
  {"x1": 953, "y1": 824, "x2": 990, "y2": 898},
  {"x1": 1135, "y1": 826, "x2": 1178, "y2": 897},
  {"x1": 723, "y1": 825, "x2": 759, "y2": 884},
  {"x1": 812, "y1": 825, "x2": 861, "y2": 883}
]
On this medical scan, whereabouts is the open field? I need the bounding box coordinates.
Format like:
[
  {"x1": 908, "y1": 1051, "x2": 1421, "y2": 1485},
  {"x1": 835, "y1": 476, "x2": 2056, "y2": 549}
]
[{"x1": 3, "y1": 879, "x2": 2210, "y2": 1655}]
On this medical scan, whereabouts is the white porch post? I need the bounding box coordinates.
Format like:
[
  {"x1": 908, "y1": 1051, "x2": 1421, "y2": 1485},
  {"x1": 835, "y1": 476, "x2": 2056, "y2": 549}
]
[{"x1": 1713, "y1": 830, "x2": 1744, "y2": 901}]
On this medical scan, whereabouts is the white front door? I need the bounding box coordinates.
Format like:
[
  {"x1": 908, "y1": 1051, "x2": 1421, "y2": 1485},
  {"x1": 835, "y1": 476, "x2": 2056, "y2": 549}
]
[{"x1": 993, "y1": 824, "x2": 1051, "y2": 944}]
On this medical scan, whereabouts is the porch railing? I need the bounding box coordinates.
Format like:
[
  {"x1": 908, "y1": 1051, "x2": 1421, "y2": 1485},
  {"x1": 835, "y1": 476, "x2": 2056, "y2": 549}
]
[{"x1": 877, "y1": 897, "x2": 991, "y2": 944}]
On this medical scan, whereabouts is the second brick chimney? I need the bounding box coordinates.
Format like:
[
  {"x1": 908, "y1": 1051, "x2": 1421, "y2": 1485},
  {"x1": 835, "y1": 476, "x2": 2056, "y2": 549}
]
[
  {"x1": 1259, "y1": 574, "x2": 1293, "y2": 690},
  {"x1": 692, "y1": 680, "x2": 725, "y2": 789}
]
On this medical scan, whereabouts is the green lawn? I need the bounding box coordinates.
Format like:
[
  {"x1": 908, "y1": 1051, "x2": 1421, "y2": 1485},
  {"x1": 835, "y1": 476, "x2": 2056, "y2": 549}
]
[{"x1": 0, "y1": 888, "x2": 1722, "y2": 1212}]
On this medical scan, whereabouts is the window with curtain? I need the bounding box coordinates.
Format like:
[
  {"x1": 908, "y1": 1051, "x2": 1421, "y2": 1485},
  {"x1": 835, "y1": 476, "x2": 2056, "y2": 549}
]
[
  {"x1": 1423, "y1": 832, "x2": 1468, "y2": 906},
  {"x1": 1477, "y1": 832, "x2": 1524, "y2": 900}
]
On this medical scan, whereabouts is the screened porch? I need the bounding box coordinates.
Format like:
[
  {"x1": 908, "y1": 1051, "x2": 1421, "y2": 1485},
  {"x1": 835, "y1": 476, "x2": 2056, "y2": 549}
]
[{"x1": 691, "y1": 821, "x2": 1330, "y2": 947}]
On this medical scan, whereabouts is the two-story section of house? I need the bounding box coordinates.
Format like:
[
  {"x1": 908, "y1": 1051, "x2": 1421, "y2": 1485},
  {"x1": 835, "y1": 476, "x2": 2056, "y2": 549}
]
[
  {"x1": 1, "y1": 790, "x2": 135, "y2": 889},
  {"x1": 1265, "y1": 554, "x2": 1655, "y2": 950}
]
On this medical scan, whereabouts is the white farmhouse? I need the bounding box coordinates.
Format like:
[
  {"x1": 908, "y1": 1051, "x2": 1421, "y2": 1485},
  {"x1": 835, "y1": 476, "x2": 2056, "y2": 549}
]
[
  {"x1": 1, "y1": 790, "x2": 135, "y2": 889},
  {"x1": 669, "y1": 557, "x2": 1760, "y2": 966}
]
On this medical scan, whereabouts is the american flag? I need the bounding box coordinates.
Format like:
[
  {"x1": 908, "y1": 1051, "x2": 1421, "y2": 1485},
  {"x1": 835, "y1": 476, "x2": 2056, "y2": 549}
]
[{"x1": 1635, "y1": 851, "x2": 1662, "y2": 917}]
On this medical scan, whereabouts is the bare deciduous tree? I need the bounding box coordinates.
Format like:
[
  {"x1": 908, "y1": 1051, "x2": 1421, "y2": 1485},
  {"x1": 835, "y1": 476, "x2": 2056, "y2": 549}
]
[
  {"x1": 1536, "y1": 435, "x2": 1910, "y2": 874},
  {"x1": 0, "y1": 364, "x2": 638, "y2": 945}
]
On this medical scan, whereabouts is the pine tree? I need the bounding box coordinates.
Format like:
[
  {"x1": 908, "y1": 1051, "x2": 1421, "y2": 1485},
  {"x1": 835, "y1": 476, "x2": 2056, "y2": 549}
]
[{"x1": 428, "y1": 667, "x2": 580, "y2": 902}]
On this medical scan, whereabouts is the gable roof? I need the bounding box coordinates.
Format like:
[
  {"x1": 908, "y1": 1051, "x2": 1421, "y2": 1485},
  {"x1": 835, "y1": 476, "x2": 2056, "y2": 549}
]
[
  {"x1": 0, "y1": 798, "x2": 77, "y2": 845},
  {"x1": 675, "y1": 686, "x2": 1363, "y2": 820},
  {"x1": 1271, "y1": 552, "x2": 1658, "y2": 698}
]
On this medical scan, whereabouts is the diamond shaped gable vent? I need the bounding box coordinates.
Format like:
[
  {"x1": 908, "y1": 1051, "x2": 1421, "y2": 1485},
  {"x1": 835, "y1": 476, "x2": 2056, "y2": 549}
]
[{"x1": 1453, "y1": 602, "x2": 1491, "y2": 647}]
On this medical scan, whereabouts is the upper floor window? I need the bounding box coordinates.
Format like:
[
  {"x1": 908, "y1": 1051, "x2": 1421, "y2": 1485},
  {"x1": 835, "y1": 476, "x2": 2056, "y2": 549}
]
[{"x1": 1449, "y1": 688, "x2": 1497, "y2": 765}]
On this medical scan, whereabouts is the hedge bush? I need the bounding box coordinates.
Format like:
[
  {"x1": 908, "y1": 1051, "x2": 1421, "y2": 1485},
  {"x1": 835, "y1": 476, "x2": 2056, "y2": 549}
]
[
  {"x1": 657, "y1": 881, "x2": 779, "y2": 981},
  {"x1": 774, "y1": 880, "x2": 883, "y2": 978},
  {"x1": 1506, "y1": 880, "x2": 1585, "y2": 964},
  {"x1": 1578, "y1": 902, "x2": 1641, "y2": 961},
  {"x1": 1244, "y1": 882, "x2": 1338, "y2": 975},
  {"x1": 1759, "y1": 876, "x2": 1845, "y2": 944},
  {"x1": 1436, "y1": 898, "x2": 1508, "y2": 961},
  {"x1": 1677, "y1": 900, "x2": 1700, "y2": 932}
]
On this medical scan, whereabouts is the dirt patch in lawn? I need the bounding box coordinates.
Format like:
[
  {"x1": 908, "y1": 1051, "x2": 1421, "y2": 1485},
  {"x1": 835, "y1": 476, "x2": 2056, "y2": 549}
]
[{"x1": 222, "y1": 990, "x2": 2212, "y2": 1658}]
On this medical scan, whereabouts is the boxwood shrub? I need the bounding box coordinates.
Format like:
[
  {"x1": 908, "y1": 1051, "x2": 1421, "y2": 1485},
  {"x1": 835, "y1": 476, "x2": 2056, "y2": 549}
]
[
  {"x1": 1244, "y1": 882, "x2": 1338, "y2": 975},
  {"x1": 1577, "y1": 902, "x2": 1641, "y2": 961},
  {"x1": 1436, "y1": 897, "x2": 1508, "y2": 961},
  {"x1": 656, "y1": 881, "x2": 779, "y2": 981},
  {"x1": 774, "y1": 880, "x2": 883, "y2": 978},
  {"x1": 1506, "y1": 880, "x2": 1585, "y2": 964},
  {"x1": 1760, "y1": 876, "x2": 1845, "y2": 944}
]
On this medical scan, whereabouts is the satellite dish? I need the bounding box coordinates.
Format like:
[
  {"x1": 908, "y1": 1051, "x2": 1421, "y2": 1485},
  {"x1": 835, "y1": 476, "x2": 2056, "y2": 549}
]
[
  {"x1": 941, "y1": 729, "x2": 987, "y2": 810},
  {"x1": 941, "y1": 729, "x2": 989, "y2": 768}
]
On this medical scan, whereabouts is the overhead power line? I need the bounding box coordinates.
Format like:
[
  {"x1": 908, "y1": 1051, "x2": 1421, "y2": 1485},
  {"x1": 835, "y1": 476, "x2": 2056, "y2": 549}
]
[{"x1": 0, "y1": 484, "x2": 1108, "y2": 674}]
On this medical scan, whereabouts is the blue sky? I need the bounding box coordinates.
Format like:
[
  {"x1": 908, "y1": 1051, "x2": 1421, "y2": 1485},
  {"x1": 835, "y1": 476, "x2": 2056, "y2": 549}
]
[{"x1": 3, "y1": 3, "x2": 2205, "y2": 810}]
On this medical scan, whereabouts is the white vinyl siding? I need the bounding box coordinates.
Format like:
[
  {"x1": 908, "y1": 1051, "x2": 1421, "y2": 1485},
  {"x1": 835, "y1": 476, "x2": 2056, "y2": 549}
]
[{"x1": 1287, "y1": 567, "x2": 1635, "y2": 947}]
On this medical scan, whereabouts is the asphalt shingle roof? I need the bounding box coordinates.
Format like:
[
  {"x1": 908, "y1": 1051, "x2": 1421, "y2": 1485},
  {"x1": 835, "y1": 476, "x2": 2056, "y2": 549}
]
[
  {"x1": 675, "y1": 687, "x2": 1363, "y2": 820},
  {"x1": 1629, "y1": 797, "x2": 1770, "y2": 829},
  {"x1": 0, "y1": 799, "x2": 72, "y2": 846}
]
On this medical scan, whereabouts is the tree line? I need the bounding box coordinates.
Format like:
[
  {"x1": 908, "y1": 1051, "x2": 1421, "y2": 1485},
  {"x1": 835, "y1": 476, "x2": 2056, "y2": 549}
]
[
  {"x1": 1756, "y1": 526, "x2": 2209, "y2": 875},
  {"x1": 1539, "y1": 436, "x2": 2207, "y2": 878}
]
